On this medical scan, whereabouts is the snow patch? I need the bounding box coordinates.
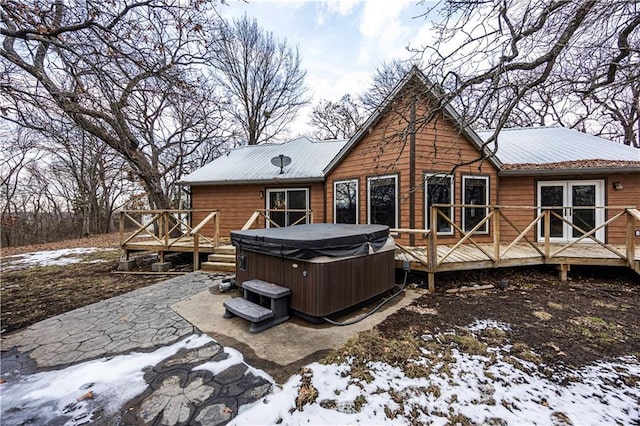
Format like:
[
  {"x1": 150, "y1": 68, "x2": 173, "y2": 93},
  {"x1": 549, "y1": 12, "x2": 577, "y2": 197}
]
[
  {"x1": 1, "y1": 334, "x2": 212, "y2": 425},
  {"x1": 232, "y1": 350, "x2": 640, "y2": 425},
  {"x1": 2, "y1": 247, "x2": 116, "y2": 271}
]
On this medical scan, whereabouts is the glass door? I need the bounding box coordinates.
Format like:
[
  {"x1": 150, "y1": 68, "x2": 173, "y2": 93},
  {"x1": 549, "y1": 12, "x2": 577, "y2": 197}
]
[
  {"x1": 266, "y1": 188, "x2": 309, "y2": 227},
  {"x1": 537, "y1": 180, "x2": 604, "y2": 242}
]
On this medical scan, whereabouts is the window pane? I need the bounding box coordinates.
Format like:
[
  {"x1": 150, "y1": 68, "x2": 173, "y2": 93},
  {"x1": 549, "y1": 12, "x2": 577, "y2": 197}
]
[
  {"x1": 268, "y1": 191, "x2": 286, "y2": 227},
  {"x1": 540, "y1": 185, "x2": 564, "y2": 238},
  {"x1": 464, "y1": 177, "x2": 488, "y2": 232},
  {"x1": 369, "y1": 177, "x2": 396, "y2": 228},
  {"x1": 335, "y1": 181, "x2": 357, "y2": 224},
  {"x1": 571, "y1": 185, "x2": 596, "y2": 238},
  {"x1": 287, "y1": 190, "x2": 308, "y2": 226},
  {"x1": 426, "y1": 175, "x2": 452, "y2": 233}
]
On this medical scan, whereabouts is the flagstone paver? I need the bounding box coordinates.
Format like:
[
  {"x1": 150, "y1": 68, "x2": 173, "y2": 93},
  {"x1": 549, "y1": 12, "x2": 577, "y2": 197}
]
[{"x1": 0, "y1": 271, "x2": 272, "y2": 425}]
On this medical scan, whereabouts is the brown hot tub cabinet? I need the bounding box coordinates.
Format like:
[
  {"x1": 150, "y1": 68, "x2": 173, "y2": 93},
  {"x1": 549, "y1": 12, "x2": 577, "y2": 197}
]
[{"x1": 230, "y1": 224, "x2": 396, "y2": 320}]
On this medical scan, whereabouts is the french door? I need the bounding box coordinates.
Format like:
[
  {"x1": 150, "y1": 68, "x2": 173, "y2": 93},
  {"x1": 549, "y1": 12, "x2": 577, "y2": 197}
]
[
  {"x1": 537, "y1": 180, "x2": 605, "y2": 242},
  {"x1": 266, "y1": 188, "x2": 309, "y2": 227}
]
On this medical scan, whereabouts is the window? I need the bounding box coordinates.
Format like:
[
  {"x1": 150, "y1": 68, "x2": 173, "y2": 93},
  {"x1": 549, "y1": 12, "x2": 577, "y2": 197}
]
[
  {"x1": 367, "y1": 175, "x2": 398, "y2": 228},
  {"x1": 334, "y1": 179, "x2": 358, "y2": 224},
  {"x1": 463, "y1": 176, "x2": 489, "y2": 233},
  {"x1": 266, "y1": 188, "x2": 309, "y2": 227},
  {"x1": 425, "y1": 174, "x2": 454, "y2": 235}
]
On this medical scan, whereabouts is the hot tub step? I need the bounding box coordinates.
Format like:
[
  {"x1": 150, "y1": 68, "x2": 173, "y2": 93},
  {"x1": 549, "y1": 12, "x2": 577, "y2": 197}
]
[
  {"x1": 223, "y1": 297, "x2": 289, "y2": 333},
  {"x1": 224, "y1": 297, "x2": 273, "y2": 322},
  {"x1": 242, "y1": 279, "x2": 291, "y2": 298}
]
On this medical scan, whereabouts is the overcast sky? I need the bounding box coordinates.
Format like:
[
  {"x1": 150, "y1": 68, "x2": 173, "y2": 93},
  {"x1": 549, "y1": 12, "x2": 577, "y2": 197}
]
[{"x1": 218, "y1": 0, "x2": 437, "y2": 137}]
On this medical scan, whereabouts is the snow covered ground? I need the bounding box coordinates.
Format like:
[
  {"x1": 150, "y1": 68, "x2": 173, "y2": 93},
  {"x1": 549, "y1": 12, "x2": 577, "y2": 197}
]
[
  {"x1": 0, "y1": 335, "x2": 269, "y2": 425},
  {"x1": 1, "y1": 323, "x2": 638, "y2": 425},
  {"x1": 2, "y1": 247, "x2": 116, "y2": 271},
  {"x1": 233, "y1": 321, "x2": 640, "y2": 426},
  {"x1": 2, "y1": 251, "x2": 638, "y2": 426}
]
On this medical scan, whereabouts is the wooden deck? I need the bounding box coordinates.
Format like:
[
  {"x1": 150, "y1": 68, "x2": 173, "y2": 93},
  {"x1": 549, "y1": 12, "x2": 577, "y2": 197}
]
[
  {"x1": 395, "y1": 243, "x2": 640, "y2": 272},
  {"x1": 119, "y1": 207, "x2": 640, "y2": 289}
]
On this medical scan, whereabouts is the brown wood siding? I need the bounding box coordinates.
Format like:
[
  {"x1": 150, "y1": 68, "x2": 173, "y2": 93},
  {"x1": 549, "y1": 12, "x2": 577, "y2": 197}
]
[
  {"x1": 498, "y1": 173, "x2": 640, "y2": 245},
  {"x1": 607, "y1": 173, "x2": 640, "y2": 244},
  {"x1": 326, "y1": 93, "x2": 499, "y2": 246},
  {"x1": 191, "y1": 182, "x2": 325, "y2": 237}
]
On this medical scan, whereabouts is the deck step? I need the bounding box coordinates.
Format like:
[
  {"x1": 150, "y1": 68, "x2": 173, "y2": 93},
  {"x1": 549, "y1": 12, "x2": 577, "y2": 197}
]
[
  {"x1": 242, "y1": 279, "x2": 290, "y2": 298},
  {"x1": 223, "y1": 297, "x2": 273, "y2": 322},
  {"x1": 207, "y1": 253, "x2": 236, "y2": 263},
  {"x1": 213, "y1": 245, "x2": 236, "y2": 256},
  {"x1": 201, "y1": 261, "x2": 236, "y2": 272}
]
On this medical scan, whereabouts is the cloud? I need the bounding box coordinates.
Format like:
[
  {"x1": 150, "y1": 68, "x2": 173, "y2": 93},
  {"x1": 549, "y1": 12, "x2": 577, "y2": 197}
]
[
  {"x1": 315, "y1": 0, "x2": 363, "y2": 26},
  {"x1": 321, "y1": 0, "x2": 362, "y2": 15},
  {"x1": 357, "y1": 0, "x2": 417, "y2": 64}
]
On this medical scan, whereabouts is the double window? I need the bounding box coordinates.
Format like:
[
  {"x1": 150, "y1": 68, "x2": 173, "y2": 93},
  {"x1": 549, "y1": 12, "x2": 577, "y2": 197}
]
[
  {"x1": 425, "y1": 174, "x2": 454, "y2": 235},
  {"x1": 367, "y1": 175, "x2": 398, "y2": 228},
  {"x1": 334, "y1": 179, "x2": 358, "y2": 224}
]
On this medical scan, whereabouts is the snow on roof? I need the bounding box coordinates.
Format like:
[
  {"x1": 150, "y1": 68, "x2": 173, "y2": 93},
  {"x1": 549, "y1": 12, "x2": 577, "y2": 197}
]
[
  {"x1": 477, "y1": 127, "x2": 640, "y2": 169},
  {"x1": 180, "y1": 136, "x2": 348, "y2": 185}
]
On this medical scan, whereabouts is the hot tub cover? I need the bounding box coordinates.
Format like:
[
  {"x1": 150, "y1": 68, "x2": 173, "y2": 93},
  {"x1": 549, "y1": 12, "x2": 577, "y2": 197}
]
[{"x1": 231, "y1": 224, "x2": 390, "y2": 259}]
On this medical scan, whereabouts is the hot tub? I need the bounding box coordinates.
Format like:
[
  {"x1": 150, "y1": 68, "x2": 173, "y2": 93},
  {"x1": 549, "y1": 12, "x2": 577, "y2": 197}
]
[{"x1": 230, "y1": 224, "x2": 396, "y2": 320}]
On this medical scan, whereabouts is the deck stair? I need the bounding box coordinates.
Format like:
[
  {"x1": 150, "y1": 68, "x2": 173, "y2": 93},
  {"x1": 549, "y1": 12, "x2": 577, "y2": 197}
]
[
  {"x1": 223, "y1": 279, "x2": 290, "y2": 333},
  {"x1": 201, "y1": 245, "x2": 236, "y2": 272}
]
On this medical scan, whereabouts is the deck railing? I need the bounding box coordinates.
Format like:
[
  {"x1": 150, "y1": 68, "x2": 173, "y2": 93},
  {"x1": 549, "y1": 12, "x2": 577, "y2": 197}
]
[
  {"x1": 396, "y1": 204, "x2": 639, "y2": 291},
  {"x1": 242, "y1": 209, "x2": 314, "y2": 230},
  {"x1": 119, "y1": 209, "x2": 220, "y2": 268}
]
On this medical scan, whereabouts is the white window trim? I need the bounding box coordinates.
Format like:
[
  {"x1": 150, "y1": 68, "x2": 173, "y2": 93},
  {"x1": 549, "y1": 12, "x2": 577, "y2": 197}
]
[
  {"x1": 367, "y1": 174, "x2": 399, "y2": 228},
  {"x1": 265, "y1": 188, "x2": 309, "y2": 228},
  {"x1": 425, "y1": 173, "x2": 454, "y2": 236},
  {"x1": 333, "y1": 179, "x2": 359, "y2": 224},
  {"x1": 462, "y1": 175, "x2": 489, "y2": 234}
]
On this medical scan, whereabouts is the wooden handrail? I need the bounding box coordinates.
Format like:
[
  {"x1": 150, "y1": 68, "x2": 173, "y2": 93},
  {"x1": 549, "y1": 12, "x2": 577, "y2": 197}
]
[
  {"x1": 407, "y1": 204, "x2": 640, "y2": 276},
  {"x1": 242, "y1": 209, "x2": 314, "y2": 230},
  {"x1": 190, "y1": 211, "x2": 218, "y2": 235}
]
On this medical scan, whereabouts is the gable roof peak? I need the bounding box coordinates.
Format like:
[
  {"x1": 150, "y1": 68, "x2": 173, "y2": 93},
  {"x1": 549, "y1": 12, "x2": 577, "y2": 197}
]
[{"x1": 324, "y1": 66, "x2": 501, "y2": 175}]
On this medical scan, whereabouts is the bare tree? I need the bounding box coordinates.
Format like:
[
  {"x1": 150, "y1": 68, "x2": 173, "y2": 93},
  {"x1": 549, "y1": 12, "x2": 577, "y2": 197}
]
[
  {"x1": 590, "y1": 79, "x2": 640, "y2": 148},
  {"x1": 309, "y1": 94, "x2": 362, "y2": 140},
  {"x1": 1, "y1": 0, "x2": 226, "y2": 210},
  {"x1": 208, "y1": 14, "x2": 310, "y2": 145},
  {"x1": 413, "y1": 0, "x2": 640, "y2": 150},
  {"x1": 0, "y1": 125, "x2": 41, "y2": 246},
  {"x1": 359, "y1": 59, "x2": 414, "y2": 113}
]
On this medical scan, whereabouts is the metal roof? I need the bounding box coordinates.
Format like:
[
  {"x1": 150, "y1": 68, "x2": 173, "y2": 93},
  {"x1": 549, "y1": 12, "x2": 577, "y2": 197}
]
[
  {"x1": 179, "y1": 136, "x2": 348, "y2": 185},
  {"x1": 476, "y1": 127, "x2": 640, "y2": 165}
]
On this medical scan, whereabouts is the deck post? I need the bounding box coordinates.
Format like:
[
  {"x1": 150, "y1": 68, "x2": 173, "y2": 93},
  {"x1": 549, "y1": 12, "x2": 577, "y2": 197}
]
[
  {"x1": 119, "y1": 211, "x2": 125, "y2": 245},
  {"x1": 193, "y1": 232, "x2": 200, "y2": 271},
  {"x1": 214, "y1": 211, "x2": 220, "y2": 247},
  {"x1": 558, "y1": 264, "x2": 570, "y2": 281},
  {"x1": 544, "y1": 210, "x2": 551, "y2": 260},
  {"x1": 163, "y1": 211, "x2": 169, "y2": 249},
  {"x1": 493, "y1": 207, "x2": 501, "y2": 262},
  {"x1": 427, "y1": 206, "x2": 439, "y2": 293},
  {"x1": 627, "y1": 211, "x2": 636, "y2": 269},
  {"x1": 427, "y1": 272, "x2": 435, "y2": 293}
]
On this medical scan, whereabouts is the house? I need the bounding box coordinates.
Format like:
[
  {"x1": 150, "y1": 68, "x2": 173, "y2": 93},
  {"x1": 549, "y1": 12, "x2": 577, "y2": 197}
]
[
  {"x1": 182, "y1": 136, "x2": 347, "y2": 237},
  {"x1": 180, "y1": 67, "x2": 640, "y2": 249}
]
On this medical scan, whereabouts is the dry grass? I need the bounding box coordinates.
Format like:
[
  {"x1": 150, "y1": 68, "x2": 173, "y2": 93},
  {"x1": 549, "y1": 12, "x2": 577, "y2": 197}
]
[{"x1": 1, "y1": 236, "x2": 165, "y2": 334}]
